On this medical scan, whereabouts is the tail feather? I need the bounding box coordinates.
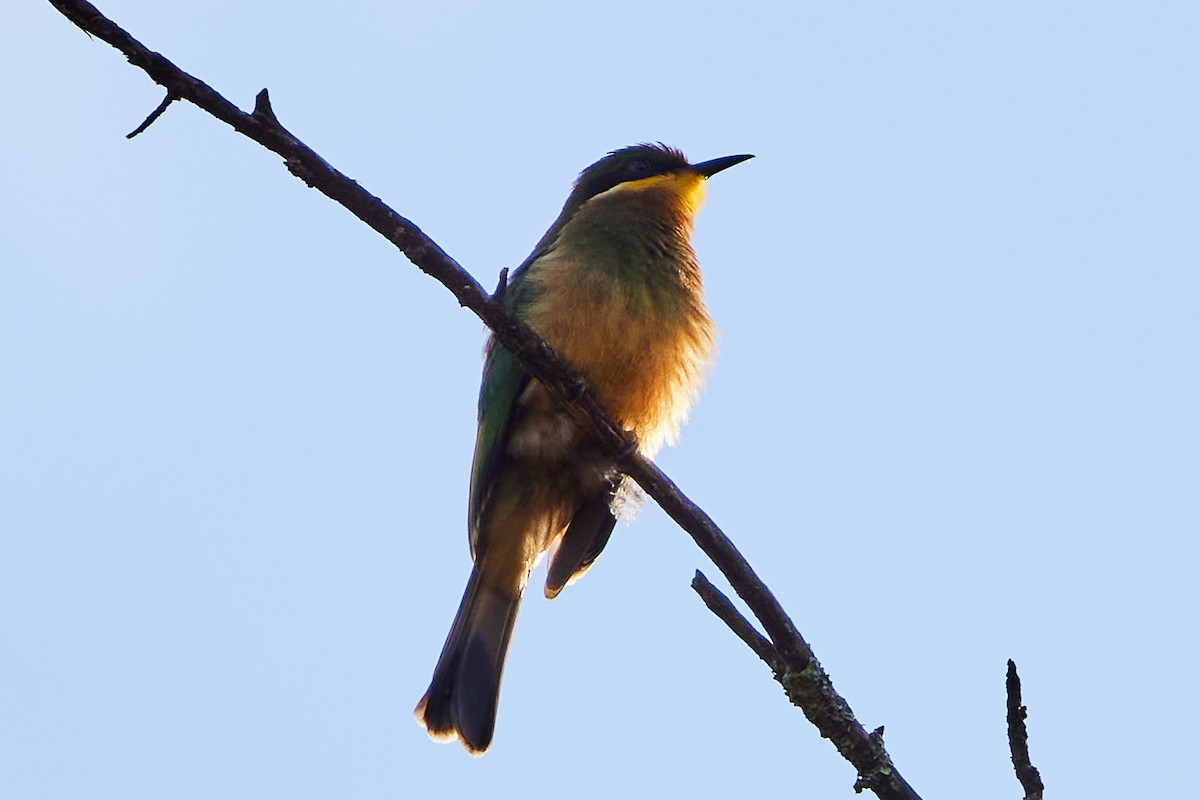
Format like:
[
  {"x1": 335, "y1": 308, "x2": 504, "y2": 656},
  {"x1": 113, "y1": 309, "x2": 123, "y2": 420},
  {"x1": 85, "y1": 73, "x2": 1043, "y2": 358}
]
[
  {"x1": 415, "y1": 565, "x2": 523, "y2": 755},
  {"x1": 545, "y1": 488, "x2": 618, "y2": 599}
]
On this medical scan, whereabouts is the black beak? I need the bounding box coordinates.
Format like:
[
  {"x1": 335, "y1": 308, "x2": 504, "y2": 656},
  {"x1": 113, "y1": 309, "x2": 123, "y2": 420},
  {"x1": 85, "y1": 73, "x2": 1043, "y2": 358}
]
[{"x1": 691, "y1": 153, "x2": 755, "y2": 178}]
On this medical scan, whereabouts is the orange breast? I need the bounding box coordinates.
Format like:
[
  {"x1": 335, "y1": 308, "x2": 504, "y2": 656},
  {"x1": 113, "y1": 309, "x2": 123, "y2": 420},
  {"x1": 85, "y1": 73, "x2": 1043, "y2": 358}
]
[{"x1": 522, "y1": 249, "x2": 714, "y2": 454}]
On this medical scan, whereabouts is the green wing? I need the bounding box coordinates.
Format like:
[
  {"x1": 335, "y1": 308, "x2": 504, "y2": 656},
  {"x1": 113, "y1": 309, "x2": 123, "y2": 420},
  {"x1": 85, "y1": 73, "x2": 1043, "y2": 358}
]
[
  {"x1": 468, "y1": 344, "x2": 527, "y2": 550},
  {"x1": 466, "y1": 265, "x2": 538, "y2": 556}
]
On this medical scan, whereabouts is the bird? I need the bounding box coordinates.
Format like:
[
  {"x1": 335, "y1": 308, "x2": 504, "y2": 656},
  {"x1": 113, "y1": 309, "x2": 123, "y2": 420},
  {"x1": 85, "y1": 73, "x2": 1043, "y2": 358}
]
[{"x1": 414, "y1": 143, "x2": 752, "y2": 754}]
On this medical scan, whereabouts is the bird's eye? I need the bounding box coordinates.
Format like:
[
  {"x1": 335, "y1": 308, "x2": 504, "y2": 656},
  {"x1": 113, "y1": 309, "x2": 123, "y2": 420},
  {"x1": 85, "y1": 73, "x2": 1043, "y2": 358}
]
[{"x1": 627, "y1": 159, "x2": 650, "y2": 175}]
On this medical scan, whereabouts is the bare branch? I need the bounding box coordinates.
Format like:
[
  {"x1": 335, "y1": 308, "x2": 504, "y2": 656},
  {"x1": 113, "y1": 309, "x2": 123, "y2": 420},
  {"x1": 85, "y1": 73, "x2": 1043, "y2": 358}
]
[
  {"x1": 48, "y1": 2, "x2": 925, "y2": 796},
  {"x1": 1006, "y1": 660, "x2": 1044, "y2": 800}
]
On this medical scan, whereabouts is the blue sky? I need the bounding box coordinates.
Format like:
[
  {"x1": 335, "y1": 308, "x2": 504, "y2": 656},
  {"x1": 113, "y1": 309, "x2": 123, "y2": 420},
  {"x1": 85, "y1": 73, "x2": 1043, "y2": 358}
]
[{"x1": 5, "y1": 2, "x2": 1198, "y2": 797}]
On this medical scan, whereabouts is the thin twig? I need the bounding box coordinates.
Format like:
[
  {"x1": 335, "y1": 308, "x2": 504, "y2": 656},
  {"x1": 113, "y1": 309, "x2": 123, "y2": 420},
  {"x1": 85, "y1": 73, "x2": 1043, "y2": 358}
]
[
  {"x1": 47, "y1": 3, "x2": 923, "y2": 797},
  {"x1": 691, "y1": 571, "x2": 782, "y2": 673},
  {"x1": 1006, "y1": 660, "x2": 1044, "y2": 800},
  {"x1": 126, "y1": 90, "x2": 176, "y2": 138}
]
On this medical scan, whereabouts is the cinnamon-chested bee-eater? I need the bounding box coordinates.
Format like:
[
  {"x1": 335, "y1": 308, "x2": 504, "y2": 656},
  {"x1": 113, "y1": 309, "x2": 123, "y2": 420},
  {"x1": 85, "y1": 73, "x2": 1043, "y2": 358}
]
[{"x1": 414, "y1": 143, "x2": 752, "y2": 754}]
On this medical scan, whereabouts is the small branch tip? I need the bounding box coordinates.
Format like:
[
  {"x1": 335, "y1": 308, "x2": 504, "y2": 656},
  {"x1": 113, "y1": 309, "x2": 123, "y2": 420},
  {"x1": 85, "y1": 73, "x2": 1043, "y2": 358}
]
[
  {"x1": 126, "y1": 91, "x2": 176, "y2": 139},
  {"x1": 252, "y1": 88, "x2": 278, "y2": 123},
  {"x1": 492, "y1": 267, "x2": 509, "y2": 303}
]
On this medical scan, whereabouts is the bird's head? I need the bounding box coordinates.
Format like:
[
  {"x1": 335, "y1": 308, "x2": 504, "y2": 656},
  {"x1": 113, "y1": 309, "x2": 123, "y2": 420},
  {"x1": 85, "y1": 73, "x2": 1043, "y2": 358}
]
[{"x1": 560, "y1": 143, "x2": 753, "y2": 222}]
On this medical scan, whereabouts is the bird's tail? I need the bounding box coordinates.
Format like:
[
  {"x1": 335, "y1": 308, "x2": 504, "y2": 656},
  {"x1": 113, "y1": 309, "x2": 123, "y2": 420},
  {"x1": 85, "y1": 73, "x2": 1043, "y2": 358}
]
[{"x1": 414, "y1": 563, "x2": 523, "y2": 755}]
